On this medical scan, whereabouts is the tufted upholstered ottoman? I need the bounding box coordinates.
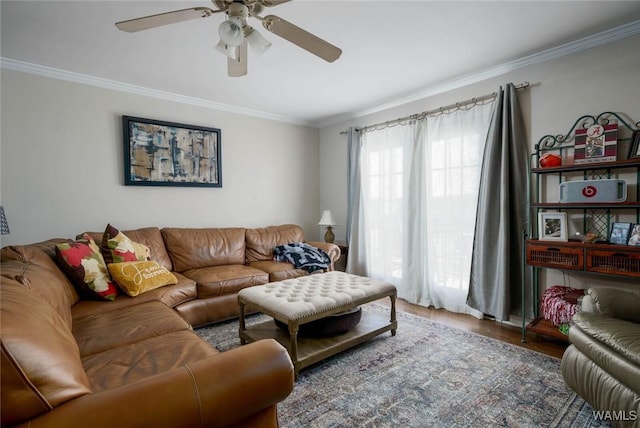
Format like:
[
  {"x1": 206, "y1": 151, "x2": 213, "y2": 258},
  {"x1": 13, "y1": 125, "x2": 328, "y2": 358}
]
[{"x1": 238, "y1": 271, "x2": 397, "y2": 378}]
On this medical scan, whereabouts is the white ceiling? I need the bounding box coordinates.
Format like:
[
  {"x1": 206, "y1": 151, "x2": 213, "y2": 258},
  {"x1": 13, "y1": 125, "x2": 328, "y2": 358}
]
[{"x1": 2, "y1": 1, "x2": 640, "y2": 127}]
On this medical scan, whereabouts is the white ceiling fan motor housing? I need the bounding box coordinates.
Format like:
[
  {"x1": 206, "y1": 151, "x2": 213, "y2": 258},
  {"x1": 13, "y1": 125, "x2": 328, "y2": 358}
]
[{"x1": 227, "y1": 2, "x2": 249, "y2": 23}]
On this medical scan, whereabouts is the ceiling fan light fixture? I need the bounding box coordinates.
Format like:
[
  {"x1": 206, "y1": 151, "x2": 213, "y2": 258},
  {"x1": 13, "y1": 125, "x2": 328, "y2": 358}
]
[
  {"x1": 215, "y1": 40, "x2": 238, "y2": 59},
  {"x1": 218, "y1": 16, "x2": 244, "y2": 47},
  {"x1": 246, "y1": 27, "x2": 272, "y2": 55},
  {"x1": 115, "y1": 1, "x2": 342, "y2": 77}
]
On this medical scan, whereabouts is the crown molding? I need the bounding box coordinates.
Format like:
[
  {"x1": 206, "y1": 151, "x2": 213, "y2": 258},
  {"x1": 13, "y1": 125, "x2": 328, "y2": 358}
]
[
  {"x1": 0, "y1": 57, "x2": 315, "y2": 127},
  {"x1": 318, "y1": 19, "x2": 640, "y2": 128},
  {"x1": 2, "y1": 20, "x2": 638, "y2": 130}
]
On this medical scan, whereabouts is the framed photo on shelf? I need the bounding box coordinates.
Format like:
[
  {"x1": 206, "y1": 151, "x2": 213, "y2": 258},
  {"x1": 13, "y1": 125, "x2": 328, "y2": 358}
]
[
  {"x1": 627, "y1": 224, "x2": 640, "y2": 246},
  {"x1": 123, "y1": 116, "x2": 222, "y2": 187},
  {"x1": 573, "y1": 123, "x2": 617, "y2": 165},
  {"x1": 628, "y1": 129, "x2": 640, "y2": 159},
  {"x1": 608, "y1": 222, "x2": 632, "y2": 245},
  {"x1": 538, "y1": 212, "x2": 568, "y2": 241}
]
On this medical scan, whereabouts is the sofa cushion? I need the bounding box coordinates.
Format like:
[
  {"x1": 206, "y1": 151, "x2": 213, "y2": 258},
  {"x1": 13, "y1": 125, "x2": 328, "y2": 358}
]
[
  {"x1": 73, "y1": 301, "x2": 192, "y2": 357},
  {"x1": 108, "y1": 260, "x2": 178, "y2": 297},
  {"x1": 248, "y1": 260, "x2": 307, "y2": 282},
  {"x1": 162, "y1": 227, "x2": 247, "y2": 272},
  {"x1": 71, "y1": 273, "x2": 197, "y2": 320},
  {"x1": 245, "y1": 224, "x2": 304, "y2": 262},
  {"x1": 152, "y1": 272, "x2": 198, "y2": 307},
  {"x1": 82, "y1": 330, "x2": 218, "y2": 392},
  {"x1": 55, "y1": 235, "x2": 119, "y2": 301},
  {"x1": 1, "y1": 280, "x2": 92, "y2": 427},
  {"x1": 1, "y1": 237, "x2": 71, "y2": 260},
  {"x1": 1, "y1": 242, "x2": 78, "y2": 328},
  {"x1": 183, "y1": 265, "x2": 269, "y2": 298},
  {"x1": 101, "y1": 224, "x2": 151, "y2": 264}
]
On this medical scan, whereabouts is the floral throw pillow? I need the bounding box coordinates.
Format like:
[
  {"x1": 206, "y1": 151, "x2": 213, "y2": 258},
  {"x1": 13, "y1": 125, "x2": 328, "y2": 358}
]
[
  {"x1": 55, "y1": 234, "x2": 118, "y2": 301},
  {"x1": 101, "y1": 224, "x2": 151, "y2": 265}
]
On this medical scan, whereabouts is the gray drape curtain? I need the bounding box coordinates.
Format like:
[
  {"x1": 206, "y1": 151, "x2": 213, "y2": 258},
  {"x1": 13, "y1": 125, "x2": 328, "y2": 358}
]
[
  {"x1": 346, "y1": 127, "x2": 367, "y2": 275},
  {"x1": 466, "y1": 83, "x2": 533, "y2": 322}
]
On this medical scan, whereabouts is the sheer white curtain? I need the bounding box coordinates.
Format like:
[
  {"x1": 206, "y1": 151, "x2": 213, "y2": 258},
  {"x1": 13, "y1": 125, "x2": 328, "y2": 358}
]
[
  {"x1": 348, "y1": 102, "x2": 494, "y2": 317},
  {"x1": 356, "y1": 125, "x2": 420, "y2": 284}
]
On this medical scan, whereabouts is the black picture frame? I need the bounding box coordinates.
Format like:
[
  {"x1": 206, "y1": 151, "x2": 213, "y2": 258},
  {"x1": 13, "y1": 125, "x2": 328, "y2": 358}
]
[
  {"x1": 123, "y1": 116, "x2": 222, "y2": 187},
  {"x1": 628, "y1": 224, "x2": 640, "y2": 246},
  {"x1": 608, "y1": 222, "x2": 632, "y2": 245},
  {"x1": 628, "y1": 129, "x2": 640, "y2": 159}
]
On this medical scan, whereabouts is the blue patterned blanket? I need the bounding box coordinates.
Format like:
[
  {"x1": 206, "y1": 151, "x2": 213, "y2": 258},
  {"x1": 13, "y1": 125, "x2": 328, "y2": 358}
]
[{"x1": 273, "y1": 242, "x2": 331, "y2": 273}]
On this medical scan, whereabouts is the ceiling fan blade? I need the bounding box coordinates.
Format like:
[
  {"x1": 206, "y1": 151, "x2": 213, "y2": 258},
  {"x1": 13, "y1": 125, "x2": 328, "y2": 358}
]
[
  {"x1": 228, "y1": 40, "x2": 248, "y2": 77},
  {"x1": 259, "y1": 0, "x2": 293, "y2": 6},
  {"x1": 116, "y1": 7, "x2": 218, "y2": 33},
  {"x1": 213, "y1": 1, "x2": 228, "y2": 10},
  {"x1": 262, "y1": 15, "x2": 342, "y2": 62}
]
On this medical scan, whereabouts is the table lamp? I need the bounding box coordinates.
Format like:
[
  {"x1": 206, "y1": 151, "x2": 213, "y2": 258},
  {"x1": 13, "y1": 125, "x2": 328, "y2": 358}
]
[{"x1": 318, "y1": 210, "x2": 336, "y2": 243}]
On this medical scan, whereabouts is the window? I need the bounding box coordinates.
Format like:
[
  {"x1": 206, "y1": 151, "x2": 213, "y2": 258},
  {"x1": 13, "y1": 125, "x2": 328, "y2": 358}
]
[
  {"x1": 356, "y1": 102, "x2": 494, "y2": 313},
  {"x1": 427, "y1": 132, "x2": 484, "y2": 290}
]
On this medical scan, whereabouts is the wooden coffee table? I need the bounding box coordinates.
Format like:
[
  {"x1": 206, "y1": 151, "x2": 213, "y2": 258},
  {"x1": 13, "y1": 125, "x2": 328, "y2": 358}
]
[{"x1": 237, "y1": 271, "x2": 397, "y2": 378}]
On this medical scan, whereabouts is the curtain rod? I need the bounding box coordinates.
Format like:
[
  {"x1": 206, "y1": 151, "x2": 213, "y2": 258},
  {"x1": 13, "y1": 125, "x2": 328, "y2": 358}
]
[{"x1": 339, "y1": 81, "x2": 537, "y2": 135}]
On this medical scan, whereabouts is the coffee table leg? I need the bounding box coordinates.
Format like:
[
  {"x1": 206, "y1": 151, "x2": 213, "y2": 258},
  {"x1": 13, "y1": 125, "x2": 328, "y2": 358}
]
[
  {"x1": 390, "y1": 292, "x2": 397, "y2": 336},
  {"x1": 239, "y1": 301, "x2": 247, "y2": 345},
  {"x1": 288, "y1": 322, "x2": 300, "y2": 379}
]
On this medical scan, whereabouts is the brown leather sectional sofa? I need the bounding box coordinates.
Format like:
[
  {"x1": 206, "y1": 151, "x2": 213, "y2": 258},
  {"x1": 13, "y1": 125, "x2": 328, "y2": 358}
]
[
  {"x1": 1, "y1": 224, "x2": 339, "y2": 427},
  {"x1": 81, "y1": 223, "x2": 340, "y2": 327}
]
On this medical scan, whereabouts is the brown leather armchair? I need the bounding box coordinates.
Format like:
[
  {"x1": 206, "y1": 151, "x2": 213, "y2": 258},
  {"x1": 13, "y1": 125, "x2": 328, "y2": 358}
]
[{"x1": 561, "y1": 287, "x2": 640, "y2": 428}]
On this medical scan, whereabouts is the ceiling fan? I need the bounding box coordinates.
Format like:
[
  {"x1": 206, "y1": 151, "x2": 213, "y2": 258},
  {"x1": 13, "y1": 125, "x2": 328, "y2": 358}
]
[{"x1": 115, "y1": 0, "x2": 342, "y2": 77}]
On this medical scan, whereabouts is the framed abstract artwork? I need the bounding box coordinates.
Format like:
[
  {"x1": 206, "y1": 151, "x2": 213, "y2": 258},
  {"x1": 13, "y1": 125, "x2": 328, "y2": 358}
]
[{"x1": 123, "y1": 116, "x2": 222, "y2": 187}]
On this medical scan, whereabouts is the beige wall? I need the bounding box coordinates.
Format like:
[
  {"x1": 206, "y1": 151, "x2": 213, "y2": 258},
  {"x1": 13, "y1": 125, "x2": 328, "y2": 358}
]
[
  {"x1": 319, "y1": 33, "x2": 640, "y2": 291},
  {"x1": 0, "y1": 70, "x2": 321, "y2": 246},
  {"x1": 2, "y1": 33, "x2": 638, "y2": 291}
]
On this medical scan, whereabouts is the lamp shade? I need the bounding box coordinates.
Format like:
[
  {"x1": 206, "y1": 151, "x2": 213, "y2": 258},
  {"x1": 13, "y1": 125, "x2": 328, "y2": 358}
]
[
  {"x1": 215, "y1": 40, "x2": 238, "y2": 59},
  {"x1": 218, "y1": 17, "x2": 244, "y2": 47},
  {"x1": 246, "y1": 27, "x2": 271, "y2": 55},
  {"x1": 318, "y1": 210, "x2": 336, "y2": 226},
  {"x1": 0, "y1": 206, "x2": 9, "y2": 235}
]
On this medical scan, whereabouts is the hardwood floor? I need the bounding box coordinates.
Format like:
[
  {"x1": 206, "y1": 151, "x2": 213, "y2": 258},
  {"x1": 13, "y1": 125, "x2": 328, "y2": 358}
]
[{"x1": 376, "y1": 297, "x2": 569, "y2": 359}]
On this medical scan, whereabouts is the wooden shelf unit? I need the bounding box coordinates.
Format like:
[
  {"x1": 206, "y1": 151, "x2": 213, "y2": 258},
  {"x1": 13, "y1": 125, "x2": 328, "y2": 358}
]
[
  {"x1": 526, "y1": 317, "x2": 569, "y2": 342},
  {"x1": 522, "y1": 112, "x2": 640, "y2": 342},
  {"x1": 530, "y1": 158, "x2": 640, "y2": 174},
  {"x1": 526, "y1": 239, "x2": 640, "y2": 278},
  {"x1": 531, "y1": 201, "x2": 640, "y2": 209}
]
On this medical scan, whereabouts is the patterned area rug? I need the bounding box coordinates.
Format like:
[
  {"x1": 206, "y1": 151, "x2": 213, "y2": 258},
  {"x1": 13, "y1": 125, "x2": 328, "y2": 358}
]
[{"x1": 195, "y1": 304, "x2": 610, "y2": 428}]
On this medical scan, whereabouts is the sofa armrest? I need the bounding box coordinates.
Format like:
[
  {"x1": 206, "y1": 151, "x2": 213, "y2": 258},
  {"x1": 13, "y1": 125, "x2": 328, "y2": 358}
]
[
  {"x1": 307, "y1": 241, "x2": 341, "y2": 271},
  {"x1": 24, "y1": 339, "x2": 294, "y2": 428},
  {"x1": 581, "y1": 287, "x2": 640, "y2": 324}
]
